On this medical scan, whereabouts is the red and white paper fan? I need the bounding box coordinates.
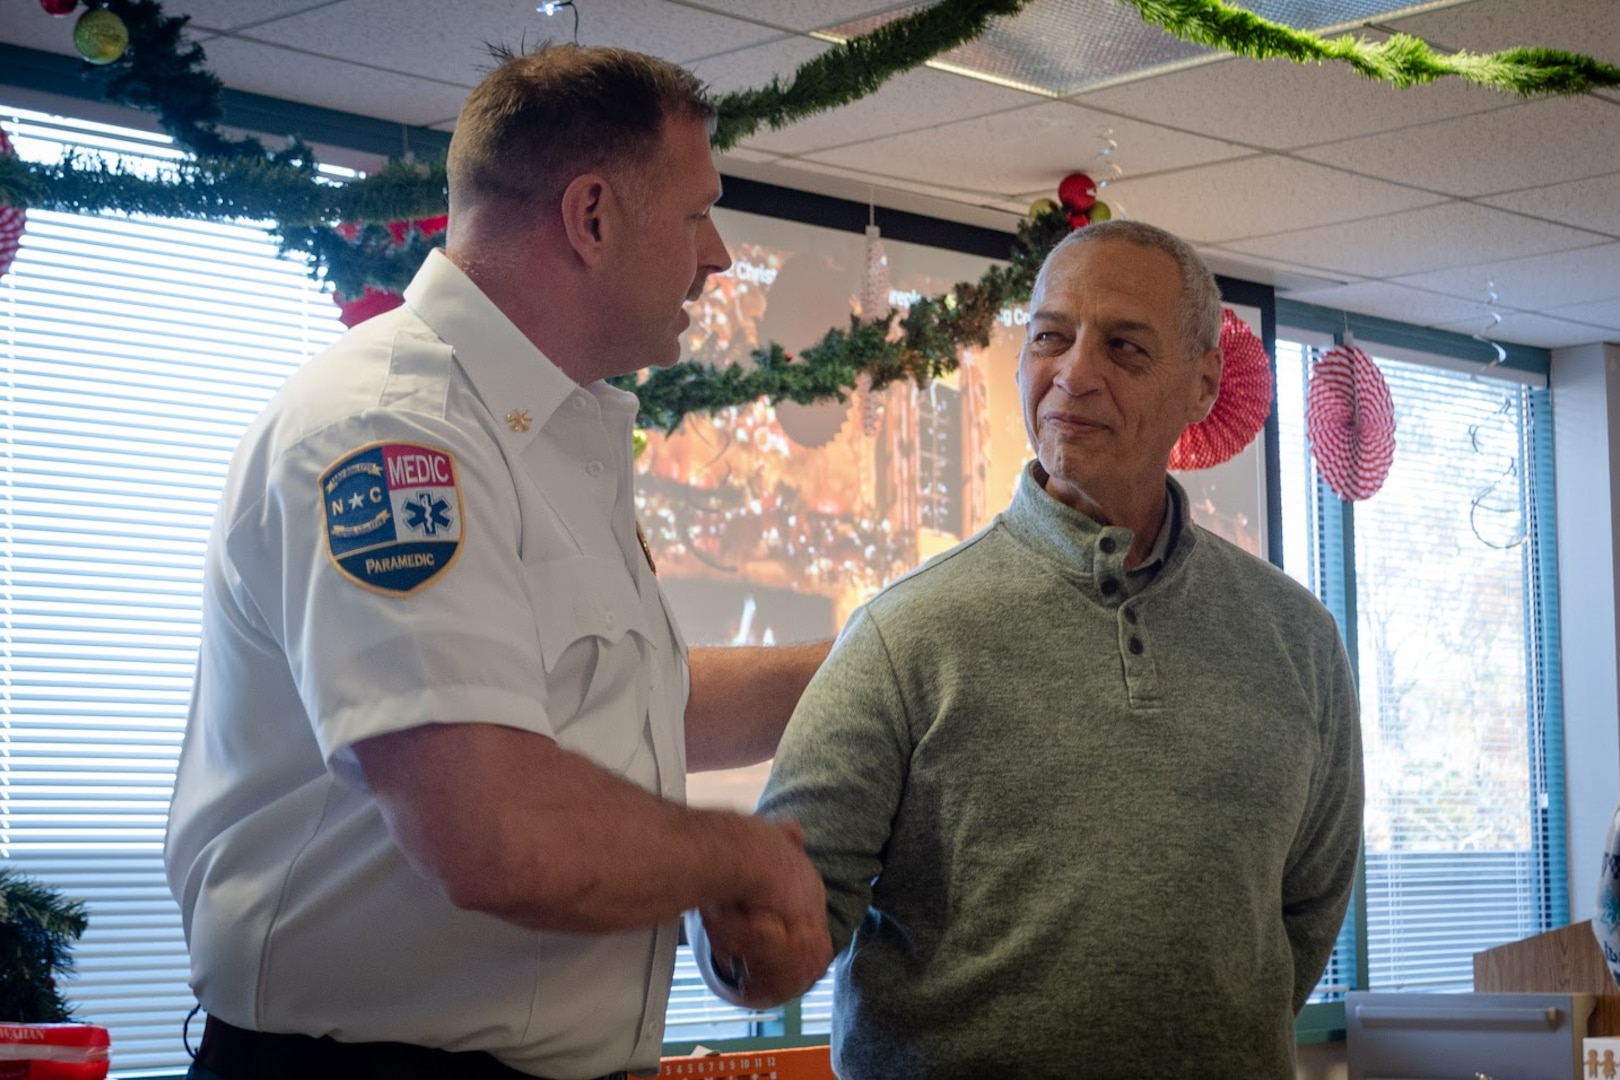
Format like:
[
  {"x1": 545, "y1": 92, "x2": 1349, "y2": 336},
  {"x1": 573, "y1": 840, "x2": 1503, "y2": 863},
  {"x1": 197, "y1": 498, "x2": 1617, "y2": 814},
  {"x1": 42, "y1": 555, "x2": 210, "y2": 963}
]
[
  {"x1": 1306, "y1": 343, "x2": 1396, "y2": 501},
  {"x1": 1169, "y1": 308, "x2": 1273, "y2": 471},
  {"x1": 0, "y1": 129, "x2": 25, "y2": 282}
]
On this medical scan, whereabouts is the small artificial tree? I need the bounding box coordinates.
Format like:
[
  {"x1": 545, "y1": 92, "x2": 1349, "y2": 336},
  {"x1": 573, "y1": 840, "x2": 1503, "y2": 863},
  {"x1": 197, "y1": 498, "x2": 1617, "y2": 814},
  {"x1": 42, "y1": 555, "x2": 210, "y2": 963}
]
[{"x1": 0, "y1": 867, "x2": 89, "y2": 1022}]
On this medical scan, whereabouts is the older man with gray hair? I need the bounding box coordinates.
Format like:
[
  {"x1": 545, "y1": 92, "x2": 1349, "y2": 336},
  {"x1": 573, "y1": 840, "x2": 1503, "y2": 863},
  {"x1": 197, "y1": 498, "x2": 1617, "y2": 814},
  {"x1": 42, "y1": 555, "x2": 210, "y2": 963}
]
[{"x1": 695, "y1": 219, "x2": 1364, "y2": 1078}]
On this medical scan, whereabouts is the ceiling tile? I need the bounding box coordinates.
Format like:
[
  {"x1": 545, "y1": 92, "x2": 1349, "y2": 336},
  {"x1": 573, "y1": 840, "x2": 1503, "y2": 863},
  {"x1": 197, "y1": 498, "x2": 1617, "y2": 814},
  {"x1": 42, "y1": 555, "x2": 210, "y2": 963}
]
[
  {"x1": 731, "y1": 62, "x2": 1045, "y2": 155},
  {"x1": 670, "y1": 1, "x2": 902, "y2": 33},
  {"x1": 1479, "y1": 173, "x2": 1620, "y2": 237},
  {"x1": 1433, "y1": 311, "x2": 1614, "y2": 350},
  {"x1": 1200, "y1": 247, "x2": 1366, "y2": 291},
  {"x1": 800, "y1": 99, "x2": 1247, "y2": 201},
  {"x1": 690, "y1": 36, "x2": 831, "y2": 99},
  {"x1": 153, "y1": 0, "x2": 347, "y2": 37},
  {"x1": 1296, "y1": 95, "x2": 1620, "y2": 198},
  {"x1": 1100, "y1": 155, "x2": 1443, "y2": 245},
  {"x1": 1075, "y1": 51, "x2": 1506, "y2": 151},
  {"x1": 717, "y1": 157, "x2": 1024, "y2": 233},
  {"x1": 1390, "y1": 242, "x2": 1620, "y2": 310},
  {"x1": 1276, "y1": 281, "x2": 1491, "y2": 327},
  {"x1": 1225, "y1": 201, "x2": 1600, "y2": 278},
  {"x1": 213, "y1": 0, "x2": 783, "y2": 87},
  {"x1": 769, "y1": 156, "x2": 1024, "y2": 215},
  {"x1": 1, "y1": 0, "x2": 103, "y2": 53},
  {"x1": 1390, "y1": 0, "x2": 1620, "y2": 60},
  {"x1": 1543, "y1": 297, "x2": 1620, "y2": 333},
  {"x1": 195, "y1": 36, "x2": 470, "y2": 127}
]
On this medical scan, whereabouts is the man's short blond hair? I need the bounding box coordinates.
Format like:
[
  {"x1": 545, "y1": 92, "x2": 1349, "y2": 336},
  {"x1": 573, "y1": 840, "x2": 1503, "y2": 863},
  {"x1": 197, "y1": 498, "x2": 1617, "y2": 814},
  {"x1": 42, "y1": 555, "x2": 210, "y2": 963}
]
[
  {"x1": 447, "y1": 44, "x2": 715, "y2": 215},
  {"x1": 1035, "y1": 219, "x2": 1223, "y2": 361}
]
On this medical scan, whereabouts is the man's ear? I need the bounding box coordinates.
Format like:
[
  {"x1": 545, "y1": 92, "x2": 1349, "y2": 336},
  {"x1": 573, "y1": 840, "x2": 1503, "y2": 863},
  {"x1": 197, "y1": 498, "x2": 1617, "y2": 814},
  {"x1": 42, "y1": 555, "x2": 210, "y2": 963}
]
[
  {"x1": 1189, "y1": 345, "x2": 1223, "y2": 424},
  {"x1": 559, "y1": 173, "x2": 614, "y2": 265}
]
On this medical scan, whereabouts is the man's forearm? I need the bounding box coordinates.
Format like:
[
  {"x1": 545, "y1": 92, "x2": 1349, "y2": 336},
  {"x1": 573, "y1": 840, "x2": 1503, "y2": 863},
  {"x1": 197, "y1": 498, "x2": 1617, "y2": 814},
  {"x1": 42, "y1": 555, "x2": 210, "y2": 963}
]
[
  {"x1": 685, "y1": 642, "x2": 830, "y2": 771},
  {"x1": 357, "y1": 721, "x2": 826, "y2": 935}
]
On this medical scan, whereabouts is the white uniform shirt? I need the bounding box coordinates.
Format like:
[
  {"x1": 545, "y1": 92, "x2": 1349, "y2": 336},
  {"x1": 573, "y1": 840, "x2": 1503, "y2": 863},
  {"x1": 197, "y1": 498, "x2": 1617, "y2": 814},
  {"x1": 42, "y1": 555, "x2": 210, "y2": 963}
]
[{"x1": 165, "y1": 250, "x2": 689, "y2": 1079}]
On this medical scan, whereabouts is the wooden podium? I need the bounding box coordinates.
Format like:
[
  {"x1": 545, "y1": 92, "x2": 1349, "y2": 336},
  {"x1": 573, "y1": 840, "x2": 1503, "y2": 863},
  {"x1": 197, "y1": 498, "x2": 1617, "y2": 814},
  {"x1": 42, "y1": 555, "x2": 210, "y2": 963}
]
[{"x1": 1473, "y1": 920, "x2": 1620, "y2": 1036}]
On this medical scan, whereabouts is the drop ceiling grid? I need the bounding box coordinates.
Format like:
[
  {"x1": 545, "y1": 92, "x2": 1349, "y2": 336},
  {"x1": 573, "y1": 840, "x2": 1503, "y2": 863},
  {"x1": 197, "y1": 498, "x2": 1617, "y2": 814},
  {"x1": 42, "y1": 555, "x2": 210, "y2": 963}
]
[
  {"x1": 191, "y1": 35, "x2": 472, "y2": 126},
  {"x1": 1389, "y1": 242, "x2": 1620, "y2": 309},
  {"x1": 1071, "y1": 50, "x2": 1514, "y2": 152},
  {"x1": 1295, "y1": 95, "x2": 1620, "y2": 199},
  {"x1": 1433, "y1": 310, "x2": 1614, "y2": 348},
  {"x1": 793, "y1": 98, "x2": 1253, "y2": 200},
  {"x1": 1225, "y1": 200, "x2": 1605, "y2": 279}
]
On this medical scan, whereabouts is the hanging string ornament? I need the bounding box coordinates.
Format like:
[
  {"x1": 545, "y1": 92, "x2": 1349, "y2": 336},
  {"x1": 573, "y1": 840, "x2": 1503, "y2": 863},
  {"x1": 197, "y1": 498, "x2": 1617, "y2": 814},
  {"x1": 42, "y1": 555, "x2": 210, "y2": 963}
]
[
  {"x1": 1467, "y1": 395, "x2": 1527, "y2": 549},
  {"x1": 1471, "y1": 278, "x2": 1508, "y2": 376},
  {"x1": 857, "y1": 221, "x2": 891, "y2": 437},
  {"x1": 1306, "y1": 342, "x2": 1397, "y2": 501},
  {"x1": 1089, "y1": 127, "x2": 1122, "y2": 222},
  {"x1": 0, "y1": 130, "x2": 25, "y2": 283},
  {"x1": 1169, "y1": 308, "x2": 1273, "y2": 470},
  {"x1": 330, "y1": 214, "x2": 447, "y2": 327}
]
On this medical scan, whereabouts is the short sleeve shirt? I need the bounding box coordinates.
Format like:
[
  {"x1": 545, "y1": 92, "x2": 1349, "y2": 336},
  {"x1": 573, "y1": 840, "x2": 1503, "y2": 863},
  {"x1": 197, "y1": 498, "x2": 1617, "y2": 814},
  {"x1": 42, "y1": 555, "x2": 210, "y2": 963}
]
[{"x1": 164, "y1": 250, "x2": 688, "y2": 1078}]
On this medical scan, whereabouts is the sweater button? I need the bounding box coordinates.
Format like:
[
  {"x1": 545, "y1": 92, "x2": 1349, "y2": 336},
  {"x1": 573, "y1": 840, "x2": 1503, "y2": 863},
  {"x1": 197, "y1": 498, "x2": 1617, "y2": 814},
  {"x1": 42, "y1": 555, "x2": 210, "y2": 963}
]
[
  {"x1": 1129, "y1": 637, "x2": 1144, "y2": 655},
  {"x1": 1124, "y1": 608, "x2": 1138, "y2": 625},
  {"x1": 1100, "y1": 578, "x2": 1119, "y2": 596},
  {"x1": 1099, "y1": 536, "x2": 1117, "y2": 554}
]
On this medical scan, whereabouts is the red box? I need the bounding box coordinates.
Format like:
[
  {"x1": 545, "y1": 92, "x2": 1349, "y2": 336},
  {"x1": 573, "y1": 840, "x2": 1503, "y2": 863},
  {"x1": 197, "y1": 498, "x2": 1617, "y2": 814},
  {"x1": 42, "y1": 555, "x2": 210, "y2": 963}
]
[{"x1": 0, "y1": 1024, "x2": 110, "y2": 1080}]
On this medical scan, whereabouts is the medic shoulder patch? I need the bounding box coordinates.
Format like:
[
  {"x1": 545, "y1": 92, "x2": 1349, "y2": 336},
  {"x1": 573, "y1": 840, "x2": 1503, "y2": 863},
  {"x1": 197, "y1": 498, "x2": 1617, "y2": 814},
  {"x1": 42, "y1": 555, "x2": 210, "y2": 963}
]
[{"x1": 321, "y1": 441, "x2": 464, "y2": 597}]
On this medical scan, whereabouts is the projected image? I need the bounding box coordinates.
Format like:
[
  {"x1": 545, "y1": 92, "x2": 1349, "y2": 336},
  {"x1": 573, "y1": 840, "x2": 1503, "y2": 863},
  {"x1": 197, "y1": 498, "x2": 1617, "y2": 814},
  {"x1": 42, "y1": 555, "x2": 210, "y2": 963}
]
[{"x1": 640, "y1": 209, "x2": 1267, "y2": 810}]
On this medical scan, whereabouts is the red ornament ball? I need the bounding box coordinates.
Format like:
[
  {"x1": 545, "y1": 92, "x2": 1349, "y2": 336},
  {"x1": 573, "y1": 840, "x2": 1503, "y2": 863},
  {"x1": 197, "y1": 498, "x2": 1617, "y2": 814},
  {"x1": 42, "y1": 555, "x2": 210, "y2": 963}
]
[
  {"x1": 1066, "y1": 211, "x2": 1090, "y2": 230},
  {"x1": 1058, "y1": 172, "x2": 1096, "y2": 213},
  {"x1": 40, "y1": 0, "x2": 77, "y2": 14}
]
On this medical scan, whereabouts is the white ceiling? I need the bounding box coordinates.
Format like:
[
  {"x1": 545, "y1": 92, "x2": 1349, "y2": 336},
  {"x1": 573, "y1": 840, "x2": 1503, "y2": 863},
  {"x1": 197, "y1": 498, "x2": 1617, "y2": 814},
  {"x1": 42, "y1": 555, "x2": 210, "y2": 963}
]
[{"x1": 3, "y1": 0, "x2": 1618, "y2": 349}]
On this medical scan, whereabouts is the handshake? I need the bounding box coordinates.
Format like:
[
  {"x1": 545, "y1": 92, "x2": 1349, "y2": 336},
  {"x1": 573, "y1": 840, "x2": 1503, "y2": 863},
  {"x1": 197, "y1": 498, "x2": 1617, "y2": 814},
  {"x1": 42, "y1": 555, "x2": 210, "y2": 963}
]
[{"x1": 689, "y1": 818, "x2": 835, "y2": 1010}]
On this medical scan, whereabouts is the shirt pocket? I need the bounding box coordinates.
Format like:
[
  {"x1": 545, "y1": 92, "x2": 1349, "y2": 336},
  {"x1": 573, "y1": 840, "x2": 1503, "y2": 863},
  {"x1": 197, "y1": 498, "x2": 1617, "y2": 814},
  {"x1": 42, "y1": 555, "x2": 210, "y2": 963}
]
[{"x1": 524, "y1": 555, "x2": 654, "y2": 772}]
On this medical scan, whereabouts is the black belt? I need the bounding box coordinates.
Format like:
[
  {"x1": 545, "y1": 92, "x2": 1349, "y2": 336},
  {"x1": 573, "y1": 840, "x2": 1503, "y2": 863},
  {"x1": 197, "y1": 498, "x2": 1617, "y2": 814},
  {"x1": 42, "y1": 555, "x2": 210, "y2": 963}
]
[{"x1": 197, "y1": 1015, "x2": 629, "y2": 1080}]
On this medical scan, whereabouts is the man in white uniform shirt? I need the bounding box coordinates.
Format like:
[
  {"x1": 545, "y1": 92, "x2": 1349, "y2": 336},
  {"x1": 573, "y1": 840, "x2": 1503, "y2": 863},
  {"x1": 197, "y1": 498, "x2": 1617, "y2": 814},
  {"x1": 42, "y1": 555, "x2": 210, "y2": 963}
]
[{"x1": 165, "y1": 44, "x2": 833, "y2": 1080}]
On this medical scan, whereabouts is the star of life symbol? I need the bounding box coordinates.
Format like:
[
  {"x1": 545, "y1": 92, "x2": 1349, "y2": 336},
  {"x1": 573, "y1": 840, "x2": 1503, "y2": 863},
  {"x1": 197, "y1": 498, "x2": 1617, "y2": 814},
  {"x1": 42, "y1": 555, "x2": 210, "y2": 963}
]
[{"x1": 404, "y1": 490, "x2": 454, "y2": 536}]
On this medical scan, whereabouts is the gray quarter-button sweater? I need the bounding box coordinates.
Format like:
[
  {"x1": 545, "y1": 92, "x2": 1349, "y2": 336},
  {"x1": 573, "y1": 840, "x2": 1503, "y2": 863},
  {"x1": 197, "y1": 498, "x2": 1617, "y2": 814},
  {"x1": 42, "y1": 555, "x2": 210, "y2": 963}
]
[{"x1": 758, "y1": 465, "x2": 1363, "y2": 1079}]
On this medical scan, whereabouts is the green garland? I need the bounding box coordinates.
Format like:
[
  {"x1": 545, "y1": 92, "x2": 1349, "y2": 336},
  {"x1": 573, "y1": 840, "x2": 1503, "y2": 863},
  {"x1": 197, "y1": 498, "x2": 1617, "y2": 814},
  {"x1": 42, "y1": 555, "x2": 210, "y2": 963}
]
[
  {"x1": 614, "y1": 208, "x2": 1071, "y2": 432},
  {"x1": 5, "y1": 0, "x2": 1620, "y2": 432},
  {"x1": 1123, "y1": 0, "x2": 1620, "y2": 94},
  {"x1": 711, "y1": 0, "x2": 1026, "y2": 152}
]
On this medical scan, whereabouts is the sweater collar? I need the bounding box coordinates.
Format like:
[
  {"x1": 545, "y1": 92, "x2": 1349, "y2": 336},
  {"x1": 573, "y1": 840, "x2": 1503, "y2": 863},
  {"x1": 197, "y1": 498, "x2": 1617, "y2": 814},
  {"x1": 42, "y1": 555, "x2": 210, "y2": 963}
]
[{"x1": 1003, "y1": 461, "x2": 1195, "y2": 591}]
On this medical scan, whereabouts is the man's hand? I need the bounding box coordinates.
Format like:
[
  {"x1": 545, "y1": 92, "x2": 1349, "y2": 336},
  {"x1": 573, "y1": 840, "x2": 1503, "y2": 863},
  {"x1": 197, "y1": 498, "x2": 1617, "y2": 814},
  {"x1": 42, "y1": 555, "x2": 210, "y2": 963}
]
[{"x1": 699, "y1": 820, "x2": 833, "y2": 1009}]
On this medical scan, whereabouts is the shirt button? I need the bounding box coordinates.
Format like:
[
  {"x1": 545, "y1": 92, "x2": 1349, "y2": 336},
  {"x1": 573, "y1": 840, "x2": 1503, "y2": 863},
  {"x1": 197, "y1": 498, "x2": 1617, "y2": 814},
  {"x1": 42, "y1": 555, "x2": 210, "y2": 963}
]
[
  {"x1": 1129, "y1": 637, "x2": 1145, "y2": 655},
  {"x1": 571, "y1": 396, "x2": 587, "y2": 411},
  {"x1": 604, "y1": 612, "x2": 618, "y2": 628},
  {"x1": 1100, "y1": 578, "x2": 1119, "y2": 596},
  {"x1": 586, "y1": 460, "x2": 604, "y2": 477},
  {"x1": 1099, "y1": 537, "x2": 1117, "y2": 554}
]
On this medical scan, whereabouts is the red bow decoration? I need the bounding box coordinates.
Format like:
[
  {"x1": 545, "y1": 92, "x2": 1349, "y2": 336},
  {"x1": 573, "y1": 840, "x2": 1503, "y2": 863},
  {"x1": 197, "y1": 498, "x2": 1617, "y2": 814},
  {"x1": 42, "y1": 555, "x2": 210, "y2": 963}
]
[
  {"x1": 0, "y1": 129, "x2": 26, "y2": 283},
  {"x1": 331, "y1": 215, "x2": 448, "y2": 327}
]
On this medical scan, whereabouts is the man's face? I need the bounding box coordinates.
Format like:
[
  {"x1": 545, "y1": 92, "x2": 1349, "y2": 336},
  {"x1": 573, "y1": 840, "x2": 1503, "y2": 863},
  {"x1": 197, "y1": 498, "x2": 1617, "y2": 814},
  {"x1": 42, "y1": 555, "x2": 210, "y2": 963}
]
[
  {"x1": 609, "y1": 112, "x2": 731, "y2": 371},
  {"x1": 1016, "y1": 238, "x2": 1220, "y2": 519}
]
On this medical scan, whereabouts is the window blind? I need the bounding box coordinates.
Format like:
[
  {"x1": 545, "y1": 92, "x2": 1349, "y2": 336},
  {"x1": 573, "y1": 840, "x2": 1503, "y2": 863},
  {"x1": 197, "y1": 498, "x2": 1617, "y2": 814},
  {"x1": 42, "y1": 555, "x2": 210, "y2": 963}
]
[
  {"x1": 0, "y1": 105, "x2": 343, "y2": 1075},
  {"x1": 1276, "y1": 336, "x2": 1564, "y2": 996}
]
